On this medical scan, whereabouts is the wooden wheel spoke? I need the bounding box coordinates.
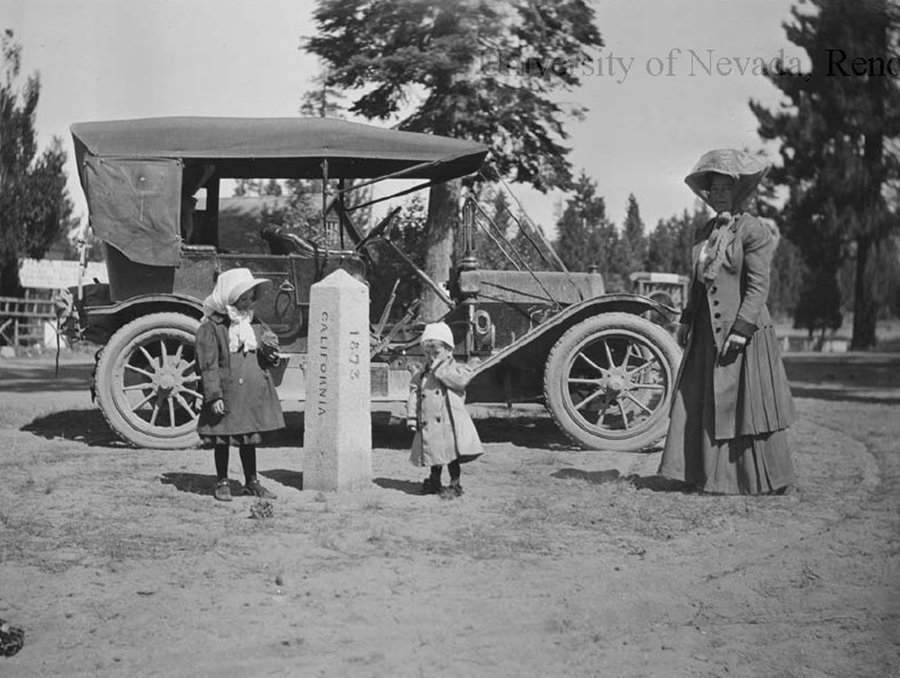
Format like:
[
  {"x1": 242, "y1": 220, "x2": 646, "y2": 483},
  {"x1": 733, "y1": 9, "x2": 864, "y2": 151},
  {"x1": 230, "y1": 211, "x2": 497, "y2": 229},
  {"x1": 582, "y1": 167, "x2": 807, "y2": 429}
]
[
  {"x1": 573, "y1": 387, "x2": 607, "y2": 411},
  {"x1": 602, "y1": 340, "x2": 614, "y2": 369},
  {"x1": 627, "y1": 359, "x2": 654, "y2": 378},
  {"x1": 131, "y1": 391, "x2": 156, "y2": 411},
  {"x1": 593, "y1": 393, "x2": 616, "y2": 423},
  {"x1": 174, "y1": 393, "x2": 199, "y2": 421},
  {"x1": 138, "y1": 345, "x2": 156, "y2": 370},
  {"x1": 159, "y1": 339, "x2": 169, "y2": 368},
  {"x1": 622, "y1": 392, "x2": 653, "y2": 415},
  {"x1": 122, "y1": 382, "x2": 153, "y2": 392},
  {"x1": 125, "y1": 363, "x2": 155, "y2": 379},
  {"x1": 628, "y1": 383, "x2": 665, "y2": 391},
  {"x1": 168, "y1": 398, "x2": 176, "y2": 427},
  {"x1": 575, "y1": 351, "x2": 605, "y2": 375},
  {"x1": 620, "y1": 343, "x2": 634, "y2": 369},
  {"x1": 568, "y1": 377, "x2": 602, "y2": 385},
  {"x1": 179, "y1": 387, "x2": 202, "y2": 400},
  {"x1": 617, "y1": 400, "x2": 631, "y2": 430},
  {"x1": 149, "y1": 402, "x2": 160, "y2": 426},
  {"x1": 180, "y1": 360, "x2": 196, "y2": 374},
  {"x1": 174, "y1": 342, "x2": 184, "y2": 364}
]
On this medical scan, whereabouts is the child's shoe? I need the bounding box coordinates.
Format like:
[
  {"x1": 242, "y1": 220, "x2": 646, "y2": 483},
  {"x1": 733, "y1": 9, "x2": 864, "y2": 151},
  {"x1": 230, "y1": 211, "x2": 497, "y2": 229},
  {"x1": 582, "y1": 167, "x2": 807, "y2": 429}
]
[
  {"x1": 440, "y1": 481, "x2": 463, "y2": 500},
  {"x1": 214, "y1": 479, "x2": 232, "y2": 502},
  {"x1": 243, "y1": 478, "x2": 277, "y2": 500},
  {"x1": 422, "y1": 477, "x2": 443, "y2": 495}
]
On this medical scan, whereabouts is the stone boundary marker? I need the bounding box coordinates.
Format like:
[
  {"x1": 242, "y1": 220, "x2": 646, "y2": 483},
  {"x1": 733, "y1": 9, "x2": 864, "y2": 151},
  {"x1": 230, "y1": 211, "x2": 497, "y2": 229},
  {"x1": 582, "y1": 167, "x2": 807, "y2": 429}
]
[{"x1": 303, "y1": 269, "x2": 372, "y2": 491}]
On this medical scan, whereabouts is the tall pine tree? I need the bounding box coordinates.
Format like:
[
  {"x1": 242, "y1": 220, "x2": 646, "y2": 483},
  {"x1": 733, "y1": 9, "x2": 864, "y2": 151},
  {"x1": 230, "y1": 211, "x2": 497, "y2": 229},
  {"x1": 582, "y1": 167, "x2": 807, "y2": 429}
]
[
  {"x1": 751, "y1": 0, "x2": 900, "y2": 348},
  {"x1": 0, "y1": 30, "x2": 74, "y2": 295},
  {"x1": 306, "y1": 1, "x2": 603, "y2": 319},
  {"x1": 555, "y1": 172, "x2": 612, "y2": 272},
  {"x1": 617, "y1": 193, "x2": 648, "y2": 275}
]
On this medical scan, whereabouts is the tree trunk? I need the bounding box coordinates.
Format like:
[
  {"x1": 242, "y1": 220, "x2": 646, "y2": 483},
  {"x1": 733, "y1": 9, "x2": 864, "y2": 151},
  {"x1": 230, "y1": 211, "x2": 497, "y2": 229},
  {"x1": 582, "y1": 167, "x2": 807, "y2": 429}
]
[
  {"x1": 851, "y1": 7, "x2": 886, "y2": 352},
  {"x1": 0, "y1": 255, "x2": 23, "y2": 297},
  {"x1": 850, "y1": 235, "x2": 878, "y2": 350},
  {"x1": 420, "y1": 180, "x2": 460, "y2": 321}
]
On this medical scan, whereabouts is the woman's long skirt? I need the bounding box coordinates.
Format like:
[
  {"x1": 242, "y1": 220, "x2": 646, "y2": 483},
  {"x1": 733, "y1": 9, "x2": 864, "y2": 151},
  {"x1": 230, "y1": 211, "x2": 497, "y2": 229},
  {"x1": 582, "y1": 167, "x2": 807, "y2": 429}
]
[{"x1": 659, "y1": 304, "x2": 795, "y2": 494}]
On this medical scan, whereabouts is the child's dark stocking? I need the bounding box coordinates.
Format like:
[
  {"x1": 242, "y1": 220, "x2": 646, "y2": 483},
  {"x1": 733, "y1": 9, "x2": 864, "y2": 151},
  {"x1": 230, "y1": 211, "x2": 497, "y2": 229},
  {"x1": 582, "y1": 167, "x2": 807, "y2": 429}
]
[
  {"x1": 443, "y1": 459, "x2": 463, "y2": 498},
  {"x1": 214, "y1": 444, "x2": 229, "y2": 481},
  {"x1": 239, "y1": 444, "x2": 257, "y2": 484},
  {"x1": 240, "y1": 444, "x2": 277, "y2": 499},
  {"x1": 422, "y1": 465, "x2": 443, "y2": 495},
  {"x1": 213, "y1": 444, "x2": 232, "y2": 502}
]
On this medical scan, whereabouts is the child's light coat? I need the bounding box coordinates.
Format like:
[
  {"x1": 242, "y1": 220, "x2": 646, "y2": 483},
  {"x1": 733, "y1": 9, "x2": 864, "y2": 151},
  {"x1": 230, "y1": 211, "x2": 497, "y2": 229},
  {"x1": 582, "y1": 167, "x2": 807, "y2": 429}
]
[{"x1": 408, "y1": 357, "x2": 484, "y2": 466}]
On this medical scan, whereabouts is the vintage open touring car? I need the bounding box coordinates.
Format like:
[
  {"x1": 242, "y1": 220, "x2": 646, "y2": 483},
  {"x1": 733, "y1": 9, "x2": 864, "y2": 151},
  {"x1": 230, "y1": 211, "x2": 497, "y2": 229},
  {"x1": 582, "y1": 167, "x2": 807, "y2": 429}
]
[{"x1": 65, "y1": 117, "x2": 680, "y2": 451}]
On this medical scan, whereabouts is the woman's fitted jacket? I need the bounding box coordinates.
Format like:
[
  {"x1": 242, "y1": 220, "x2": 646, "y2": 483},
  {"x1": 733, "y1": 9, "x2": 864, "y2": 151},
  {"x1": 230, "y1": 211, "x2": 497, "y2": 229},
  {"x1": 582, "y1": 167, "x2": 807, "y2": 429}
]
[{"x1": 679, "y1": 213, "x2": 795, "y2": 440}]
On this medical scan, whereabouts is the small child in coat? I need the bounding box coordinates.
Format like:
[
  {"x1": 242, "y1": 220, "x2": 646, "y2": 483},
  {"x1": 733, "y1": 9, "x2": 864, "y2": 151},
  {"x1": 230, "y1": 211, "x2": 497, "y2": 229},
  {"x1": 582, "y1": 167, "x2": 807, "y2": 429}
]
[
  {"x1": 407, "y1": 322, "x2": 484, "y2": 499},
  {"x1": 196, "y1": 268, "x2": 285, "y2": 502}
]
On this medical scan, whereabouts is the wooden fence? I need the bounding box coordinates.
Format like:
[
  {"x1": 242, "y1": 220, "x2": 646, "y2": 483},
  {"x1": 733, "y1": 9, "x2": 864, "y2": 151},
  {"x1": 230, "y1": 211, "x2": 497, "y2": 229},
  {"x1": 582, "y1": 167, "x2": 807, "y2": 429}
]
[{"x1": 0, "y1": 295, "x2": 59, "y2": 348}]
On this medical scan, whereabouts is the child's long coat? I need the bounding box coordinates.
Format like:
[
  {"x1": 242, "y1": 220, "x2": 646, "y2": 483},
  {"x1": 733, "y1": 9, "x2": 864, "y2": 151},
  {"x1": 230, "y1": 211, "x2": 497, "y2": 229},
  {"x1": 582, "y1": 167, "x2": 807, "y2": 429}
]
[
  {"x1": 195, "y1": 314, "x2": 284, "y2": 436},
  {"x1": 407, "y1": 357, "x2": 484, "y2": 467}
]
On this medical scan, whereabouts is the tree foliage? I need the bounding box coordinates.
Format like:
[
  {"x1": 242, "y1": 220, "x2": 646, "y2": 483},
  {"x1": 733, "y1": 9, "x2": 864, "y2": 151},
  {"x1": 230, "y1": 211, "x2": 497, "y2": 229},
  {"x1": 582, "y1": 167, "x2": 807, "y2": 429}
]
[
  {"x1": 555, "y1": 172, "x2": 613, "y2": 273},
  {"x1": 616, "y1": 193, "x2": 648, "y2": 275},
  {"x1": 366, "y1": 194, "x2": 429, "y2": 322},
  {"x1": 750, "y1": 0, "x2": 900, "y2": 348},
  {"x1": 471, "y1": 187, "x2": 516, "y2": 270},
  {"x1": 0, "y1": 30, "x2": 74, "y2": 295},
  {"x1": 647, "y1": 208, "x2": 704, "y2": 277},
  {"x1": 306, "y1": 0, "x2": 603, "y2": 318}
]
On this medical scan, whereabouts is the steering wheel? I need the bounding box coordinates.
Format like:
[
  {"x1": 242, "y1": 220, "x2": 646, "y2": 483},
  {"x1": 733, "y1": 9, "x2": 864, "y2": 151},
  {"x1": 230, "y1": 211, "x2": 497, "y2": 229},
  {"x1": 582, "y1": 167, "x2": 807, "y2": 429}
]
[{"x1": 355, "y1": 206, "x2": 402, "y2": 252}]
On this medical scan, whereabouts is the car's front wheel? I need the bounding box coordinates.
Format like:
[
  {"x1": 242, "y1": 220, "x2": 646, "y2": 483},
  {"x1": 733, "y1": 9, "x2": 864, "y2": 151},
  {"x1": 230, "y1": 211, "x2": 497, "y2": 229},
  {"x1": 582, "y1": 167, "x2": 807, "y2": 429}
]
[
  {"x1": 94, "y1": 312, "x2": 202, "y2": 449},
  {"x1": 543, "y1": 313, "x2": 681, "y2": 451}
]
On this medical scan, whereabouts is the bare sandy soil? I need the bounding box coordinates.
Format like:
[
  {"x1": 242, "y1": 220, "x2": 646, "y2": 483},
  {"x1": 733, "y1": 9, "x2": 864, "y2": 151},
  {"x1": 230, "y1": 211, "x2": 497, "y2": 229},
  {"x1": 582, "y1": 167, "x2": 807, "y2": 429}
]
[{"x1": 0, "y1": 352, "x2": 898, "y2": 677}]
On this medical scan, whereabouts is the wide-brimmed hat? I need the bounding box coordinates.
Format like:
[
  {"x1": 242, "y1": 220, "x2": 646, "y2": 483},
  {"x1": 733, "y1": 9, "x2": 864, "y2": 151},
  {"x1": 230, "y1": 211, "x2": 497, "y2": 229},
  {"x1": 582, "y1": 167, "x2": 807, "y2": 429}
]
[
  {"x1": 685, "y1": 149, "x2": 769, "y2": 209},
  {"x1": 203, "y1": 267, "x2": 271, "y2": 316},
  {"x1": 220, "y1": 268, "x2": 271, "y2": 304},
  {"x1": 420, "y1": 322, "x2": 454, "y2": 349}
]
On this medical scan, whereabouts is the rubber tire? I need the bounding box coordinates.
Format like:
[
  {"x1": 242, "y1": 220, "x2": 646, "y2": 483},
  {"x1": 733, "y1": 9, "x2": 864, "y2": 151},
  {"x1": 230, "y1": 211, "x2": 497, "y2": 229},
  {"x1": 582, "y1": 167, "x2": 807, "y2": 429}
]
[
  {"x1": 543, "y1": 312, "x2": 681, "y2": 452},
  {"x1": 94, "y1": 312, "x2": 201, "y2": 449}
]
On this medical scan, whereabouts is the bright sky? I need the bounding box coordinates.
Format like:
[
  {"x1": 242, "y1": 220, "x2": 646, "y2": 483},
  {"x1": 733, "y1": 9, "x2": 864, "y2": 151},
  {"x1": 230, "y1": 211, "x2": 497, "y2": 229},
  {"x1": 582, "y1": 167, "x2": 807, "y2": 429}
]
[{"x1": 2, "y1": 0, "x2": 799, "y2": 235}]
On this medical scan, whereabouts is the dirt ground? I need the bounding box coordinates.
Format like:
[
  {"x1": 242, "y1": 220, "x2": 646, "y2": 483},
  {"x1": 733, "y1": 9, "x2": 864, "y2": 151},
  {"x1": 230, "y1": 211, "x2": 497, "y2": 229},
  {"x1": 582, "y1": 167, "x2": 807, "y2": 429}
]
[{"x1": 1, "y1": 351, "x2": 898, "y2": 677}]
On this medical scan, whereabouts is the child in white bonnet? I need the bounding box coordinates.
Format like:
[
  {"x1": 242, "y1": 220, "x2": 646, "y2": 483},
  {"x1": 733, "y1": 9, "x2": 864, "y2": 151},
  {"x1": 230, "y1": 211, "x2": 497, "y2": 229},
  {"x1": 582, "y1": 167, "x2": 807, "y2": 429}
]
[{"x1": 407, "y1": 322, "x2": 484, "y2": 498}]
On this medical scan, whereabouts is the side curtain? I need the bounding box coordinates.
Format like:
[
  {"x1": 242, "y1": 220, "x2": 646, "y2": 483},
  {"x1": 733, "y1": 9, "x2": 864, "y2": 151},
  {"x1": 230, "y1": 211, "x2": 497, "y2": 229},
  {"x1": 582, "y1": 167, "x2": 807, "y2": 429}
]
[{"x1": 82, "y1": 156, "x2": 182, "y2": 266}]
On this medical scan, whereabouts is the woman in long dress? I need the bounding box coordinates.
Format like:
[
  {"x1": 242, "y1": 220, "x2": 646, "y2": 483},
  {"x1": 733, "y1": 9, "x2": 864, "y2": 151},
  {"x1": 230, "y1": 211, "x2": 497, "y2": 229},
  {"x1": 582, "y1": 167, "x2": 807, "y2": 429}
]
[{"x1": 658, "y1": 149, "x2": 796, "y2": 495}]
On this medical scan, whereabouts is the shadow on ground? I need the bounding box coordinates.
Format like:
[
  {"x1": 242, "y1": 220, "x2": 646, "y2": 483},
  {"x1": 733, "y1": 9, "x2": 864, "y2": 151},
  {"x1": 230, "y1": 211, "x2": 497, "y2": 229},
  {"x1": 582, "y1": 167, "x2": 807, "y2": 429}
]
[
  {"x1": 17, "y1": 409, "x2": 616, "y2": 453},
  {"x1": 373, "y1": 477, "x2": 422, "y2": 495},
  {"x1": 476, "y1": 418, "x2": 581, "y2": 450},
  {"x1": 551, "y1": 467, "x2": 694, "y2": 492},
  {"x1": 160, "y1": 472, "x2": 220, "y2": 497},
  {"x1": 161, "y1": 471, "x2": 302, "y2": 496},
  {"x1": 261, "y1": 469, "x2": 303, "y2": 492},
  {"x1": 21, "y1": 408, "x2": 125, "y2": 447}
]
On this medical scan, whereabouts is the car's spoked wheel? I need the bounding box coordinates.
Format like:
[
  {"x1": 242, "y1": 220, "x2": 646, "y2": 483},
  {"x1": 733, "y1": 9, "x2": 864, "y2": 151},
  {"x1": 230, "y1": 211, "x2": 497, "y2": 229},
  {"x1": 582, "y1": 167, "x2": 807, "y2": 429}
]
[
  {"x1": 117, "y1": 337, "x2": 201, "y2": 429},
  {"x1": 544, "y1": 313, "x2": 681, "y2": 451},
  {"x1": 566, "y1": 334, "x2": 666, "y2": 434},
  {"x1": 95, "y1": 313, "x2": 202, "y2": 449}
]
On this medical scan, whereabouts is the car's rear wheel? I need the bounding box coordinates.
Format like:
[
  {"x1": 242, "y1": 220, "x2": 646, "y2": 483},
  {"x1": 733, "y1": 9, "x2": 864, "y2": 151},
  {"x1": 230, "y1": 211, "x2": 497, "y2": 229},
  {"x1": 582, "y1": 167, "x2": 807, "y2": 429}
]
[
  {"x1": 94, "y1": 312, "x2": 202, "y2": 449},
  {"x1": 543, "y1": 313, "x2": 681, "y2": 451}
]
